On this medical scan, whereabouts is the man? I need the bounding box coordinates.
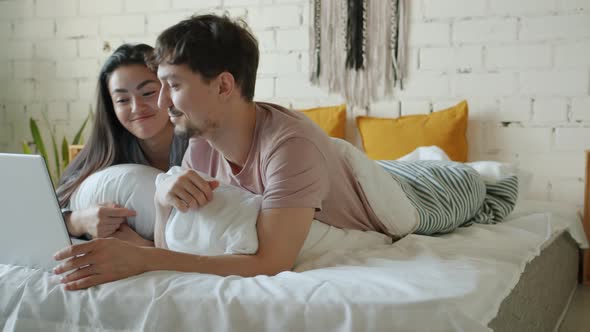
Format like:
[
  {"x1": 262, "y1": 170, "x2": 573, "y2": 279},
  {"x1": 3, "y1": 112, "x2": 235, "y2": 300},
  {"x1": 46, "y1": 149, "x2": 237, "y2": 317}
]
[{"x1": 53, "y1": 14, "x2": 387, "y2": 290}]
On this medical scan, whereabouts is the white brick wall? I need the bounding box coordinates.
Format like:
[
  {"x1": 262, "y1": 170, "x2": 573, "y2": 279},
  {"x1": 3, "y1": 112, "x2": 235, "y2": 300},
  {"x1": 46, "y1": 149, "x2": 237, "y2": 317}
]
[
  {"x1": 488, "y1": 0, "x2": 556, "y2": 15},
  {"x1": 419, "y1": 46, "x2": 481, "y2": 71},
  {"x1": 80, "y1": 0, "x2": 123, "y2": 17},
  {"x1": 0, "y1": 62, "x2": 12, "y2": 80},
  {"x1": 0, "y1": 21, "x2": 11, "y2": 39},
  {"x1": 13, "y1": 19, "x2": 55, "y2": 39},
  {"x1": 0, "y1": 0, "x2": 589, "y2": 205},
  {"x1": 56, "y1": 59, "x2": 99, "y2": 79},
  {"x1": 171, "y1": 0, "x2": 221, "y2": 10},
  {"x1": 35, "y1": 0, "x2": 77, "y2": 18},
  {"x1": 486, "y1": 44, "x2": 551, "y2": 69},
  {"x1": 454, "y1": 73, "x2": 516, "y2": 97},
  {"x1": 487, "y1": 127, "x2": 553, "y2": 153},
  {"x1": 14, "y1": 60, "x2": 55, "y2": 80},
  {"x1": 249, "y1": 5, "x2": 302, "y2": 29},
  {"x1": 532, "y1": 98, "x2": 569, "y2": 123},
  {"x1": 99, "y1": 16, "x2": 145, "y2": 37},
  {"x1": 560, "y1": 0, "x2": 590, "y2": 11},
  {"x1": 550, "y1": 179, "x2": 585, "y2": 204},
  {"x1": 572, "y1": 98, "x2": 590, "y2": 121},
  {"x1": 36, "y1": 40, "x2": 77, "y2": 58},
  {"x1": 453, "y1": 19, "x2": 517, "y2": 44},
  {"x1": 555, "y1": 41, "x2": 590, "y2": 66},
  {"x1": 56, "y1": 18, "x2": 99, "y2": 38},
  {"x1": 408, "y1": 22, "x2": 450, "y2": 46},
  {"x1": 521, "y1": 70, "x2": 588, "y2": 96},
  {"x1": 401, "y1": 100, "x2": 431, "y2": 116},
  {"x1": 0, "y1": 41, "x2": 33, "y2": 60},
  {"x1": 423, "y1": 0, "x2": 486, "y2": 19},
  {"x1": 499, "y1": 98, "x2": 531, "y2": 122},
  {"x1": 520, "y1": 15, "x2": 590, "y2": 41},
  {"x1": 555, "y1": 128, "x2": 590, "y2": 151},
  {"x1": 0, "y1": 0, "x2": 34, "y2": 19}
]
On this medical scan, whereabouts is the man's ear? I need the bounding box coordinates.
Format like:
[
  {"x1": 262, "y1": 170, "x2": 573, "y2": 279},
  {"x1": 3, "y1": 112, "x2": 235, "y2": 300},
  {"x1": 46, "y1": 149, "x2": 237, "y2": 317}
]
[{"x1": 217, "y1": 72, "x2": 235, "y2": 100}]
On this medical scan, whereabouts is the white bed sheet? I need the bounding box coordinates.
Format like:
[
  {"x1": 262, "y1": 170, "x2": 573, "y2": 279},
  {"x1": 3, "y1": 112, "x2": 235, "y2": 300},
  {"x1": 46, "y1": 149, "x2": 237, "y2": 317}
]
[{"x1": 1, "y1": 200, "x2": 587, "y2": 332}]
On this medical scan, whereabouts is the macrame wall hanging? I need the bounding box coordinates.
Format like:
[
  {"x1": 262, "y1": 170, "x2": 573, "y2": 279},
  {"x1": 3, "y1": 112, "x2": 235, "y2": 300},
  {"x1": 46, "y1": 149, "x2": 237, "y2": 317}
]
[{"x1": 310, "y1": 0, "x2": 406, "y2": 108}]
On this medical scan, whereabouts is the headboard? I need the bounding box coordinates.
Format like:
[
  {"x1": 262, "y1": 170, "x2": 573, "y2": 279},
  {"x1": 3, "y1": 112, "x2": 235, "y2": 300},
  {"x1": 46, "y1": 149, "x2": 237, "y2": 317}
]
[{"x1": 584, "y1": 150, "x2": 590, "y2": 285}]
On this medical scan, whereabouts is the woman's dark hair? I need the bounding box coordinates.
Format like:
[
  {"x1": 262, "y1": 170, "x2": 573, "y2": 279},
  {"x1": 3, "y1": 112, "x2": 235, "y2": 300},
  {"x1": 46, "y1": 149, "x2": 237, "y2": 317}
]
[
  {"x1": 151, "y1": 14, "x2": 259, "y2": 101},
  {"x1": 56, "y1": 43, "x2": 157, "y2": 207}
]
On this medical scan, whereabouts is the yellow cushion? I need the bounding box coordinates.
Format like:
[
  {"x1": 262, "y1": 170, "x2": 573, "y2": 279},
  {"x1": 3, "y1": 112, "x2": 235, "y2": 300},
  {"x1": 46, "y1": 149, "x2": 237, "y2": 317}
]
[
  {"x1": 300, "y1": 104, "x2": 347, "y2": 139},
  {"x1": 356, "y1": 100, "x2": 469, "y2": 162}
]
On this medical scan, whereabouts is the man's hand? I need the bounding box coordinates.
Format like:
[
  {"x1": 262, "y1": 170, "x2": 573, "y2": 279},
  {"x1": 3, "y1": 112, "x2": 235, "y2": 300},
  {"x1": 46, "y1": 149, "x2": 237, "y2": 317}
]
[
  {"x1": 111, "y1": 223, "x2": 153, "y2": 247},
  {"x1": 70, "y1": 203, "x2": 136, "y2": 239},
  {"x1": 53, "y1": 238, "x2": 146, "y2": 291},
  {"x1": 156, "y1": 169, "x2": 219, "y2": 212}
]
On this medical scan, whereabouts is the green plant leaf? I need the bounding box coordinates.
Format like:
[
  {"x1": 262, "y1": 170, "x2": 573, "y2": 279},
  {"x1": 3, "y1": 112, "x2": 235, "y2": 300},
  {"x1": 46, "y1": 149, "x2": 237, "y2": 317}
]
[
  {"x1": 30, "y1": 118, "x2": 47, "y2": 162},
  {"x1": 42, "y1": 112, "x2": 61, "y2": 182},
  {"x1": 22, "y1": 141, "x2": 31, "y2": 154},
  {"x1": 72, "y1": 115, "x2": 89, "y2": 145},
  {"x1": 61, "y1": 137, "x2": 69, "y2": 168}
]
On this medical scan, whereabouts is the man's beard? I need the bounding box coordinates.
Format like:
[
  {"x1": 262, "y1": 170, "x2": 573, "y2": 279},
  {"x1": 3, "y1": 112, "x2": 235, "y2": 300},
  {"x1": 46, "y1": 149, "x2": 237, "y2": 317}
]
[
  {"x1": 174, "y1": 124, "x2": 201, "y2": 140},
  {"x1": 168, "y1": 106, "x2": 201, "y2": 139}
]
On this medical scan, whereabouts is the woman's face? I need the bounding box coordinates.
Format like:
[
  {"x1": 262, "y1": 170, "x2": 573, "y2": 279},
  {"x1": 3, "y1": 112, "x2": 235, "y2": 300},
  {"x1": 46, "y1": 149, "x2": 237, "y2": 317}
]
[{"x1": 108, "y1": 64, "x2": 170, "y2": 140}]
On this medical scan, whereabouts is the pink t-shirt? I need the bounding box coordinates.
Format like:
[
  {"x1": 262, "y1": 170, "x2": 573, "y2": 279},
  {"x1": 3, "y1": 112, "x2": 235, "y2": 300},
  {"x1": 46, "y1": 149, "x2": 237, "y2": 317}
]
[{"x1": 183, "y1": 102, "x2": 388, "y2": 233}]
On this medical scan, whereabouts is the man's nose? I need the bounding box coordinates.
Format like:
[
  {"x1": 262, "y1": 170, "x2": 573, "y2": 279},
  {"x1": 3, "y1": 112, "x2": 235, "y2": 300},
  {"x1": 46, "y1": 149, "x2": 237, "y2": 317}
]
[{"x1": 158, "y1": 86, "x2": 171, "y2": 110}]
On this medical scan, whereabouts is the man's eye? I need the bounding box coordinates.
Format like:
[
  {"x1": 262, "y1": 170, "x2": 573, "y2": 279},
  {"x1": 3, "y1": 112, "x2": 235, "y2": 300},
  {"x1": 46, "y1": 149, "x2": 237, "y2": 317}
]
[{"x1": 143, "y1": 91, "x2": 156, "y2": 97}]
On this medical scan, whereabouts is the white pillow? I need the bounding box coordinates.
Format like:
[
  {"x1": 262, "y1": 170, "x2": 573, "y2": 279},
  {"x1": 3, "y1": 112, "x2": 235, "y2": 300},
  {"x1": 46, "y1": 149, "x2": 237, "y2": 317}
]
[
  {"x1": 69, "y1": 164, "x2": 162, "y2": 240},
  {"x1": 465, "y1": 161, "x2": 532, "y2": 202},
  {"x1": 397, "y1": 145, "x2": 450, "y2": 162},
  {"x1": 159, "y1": 166, "x2": 261, "y2": 255}
]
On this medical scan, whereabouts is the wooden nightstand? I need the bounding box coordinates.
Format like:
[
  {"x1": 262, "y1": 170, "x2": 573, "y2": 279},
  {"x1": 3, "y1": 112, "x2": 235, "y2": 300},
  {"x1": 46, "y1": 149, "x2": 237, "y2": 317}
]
[{"x1": 583, "y1": 150, "x2": 590, "y2": 285}]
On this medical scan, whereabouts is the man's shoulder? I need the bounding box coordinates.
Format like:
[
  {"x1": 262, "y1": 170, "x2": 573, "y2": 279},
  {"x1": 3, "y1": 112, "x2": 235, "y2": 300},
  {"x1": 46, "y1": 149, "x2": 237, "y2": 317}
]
[{"x1": 256, "y1": 102, "x2": 330, "y2": 151}]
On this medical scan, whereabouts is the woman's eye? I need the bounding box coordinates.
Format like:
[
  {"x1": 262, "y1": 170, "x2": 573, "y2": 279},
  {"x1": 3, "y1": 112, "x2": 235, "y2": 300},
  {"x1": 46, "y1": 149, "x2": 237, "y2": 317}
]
[
  {"x1": 143, "y1": 91, "x2": 156, "y2": 97},
  {"x1": 116, "y1": 99, "x2": 129, "y2": 104}
]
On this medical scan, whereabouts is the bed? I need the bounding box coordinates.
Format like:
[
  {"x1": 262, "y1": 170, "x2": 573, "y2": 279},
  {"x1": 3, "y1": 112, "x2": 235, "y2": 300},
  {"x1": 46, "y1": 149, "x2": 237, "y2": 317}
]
[
  {"x1": 2, "y1": 145, "x2": 589, "y2": 332},
  {"x1": 0, "y1": 197, "x2": 587, "y2": 332}
]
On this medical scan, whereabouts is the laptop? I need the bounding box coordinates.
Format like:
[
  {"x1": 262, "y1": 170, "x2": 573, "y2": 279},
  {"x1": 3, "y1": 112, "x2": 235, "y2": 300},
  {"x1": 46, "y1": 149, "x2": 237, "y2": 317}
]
[{"x1": 0, "y1": 153, "x2": 72, "y2": 271}]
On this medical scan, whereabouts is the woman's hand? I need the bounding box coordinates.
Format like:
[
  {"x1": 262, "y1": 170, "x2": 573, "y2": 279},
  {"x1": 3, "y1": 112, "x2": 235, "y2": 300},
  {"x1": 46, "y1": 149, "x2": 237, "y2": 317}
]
[
  {"x1": 53, "y1": 238, "x2": 147, "y2": 290},
  {"x1": 70, "y1": 203, "x2": 137, "y2": 239},
  {"x1": 155, "y1": 170, "x2": 219, "y2": 212},
  {"x1": 111, "y1": 223, "x2": 153, "y2": 247}
]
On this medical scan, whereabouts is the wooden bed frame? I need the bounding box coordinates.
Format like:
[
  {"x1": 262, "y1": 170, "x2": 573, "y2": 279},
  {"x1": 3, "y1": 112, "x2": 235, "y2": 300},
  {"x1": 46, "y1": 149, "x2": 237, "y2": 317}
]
[{"x1": 583, "y1": 150, "x2": 590, "y2": 285}]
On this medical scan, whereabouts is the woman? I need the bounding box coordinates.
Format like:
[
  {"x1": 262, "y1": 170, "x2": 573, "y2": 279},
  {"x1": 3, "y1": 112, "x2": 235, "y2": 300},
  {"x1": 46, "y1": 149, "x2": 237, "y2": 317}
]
[{"x1": 56, "y1": 43, "x2": 188, "y2": 246}]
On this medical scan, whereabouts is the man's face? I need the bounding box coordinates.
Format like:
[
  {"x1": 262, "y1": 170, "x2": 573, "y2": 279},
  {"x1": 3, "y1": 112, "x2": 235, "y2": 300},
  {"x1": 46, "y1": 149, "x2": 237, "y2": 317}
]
[{"x1": 157, "y1": 63, "x2": 220, "y2": 139}]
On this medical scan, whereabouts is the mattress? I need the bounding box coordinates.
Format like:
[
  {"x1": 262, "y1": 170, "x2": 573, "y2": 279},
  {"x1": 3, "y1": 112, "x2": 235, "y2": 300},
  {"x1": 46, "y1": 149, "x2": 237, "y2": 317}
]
[
  {"x1": 0, "y1": 200, "x2": 587, "y2": 332},
  {"x1": 490, "y1": 232, "x2": 578, "y2": 332}
]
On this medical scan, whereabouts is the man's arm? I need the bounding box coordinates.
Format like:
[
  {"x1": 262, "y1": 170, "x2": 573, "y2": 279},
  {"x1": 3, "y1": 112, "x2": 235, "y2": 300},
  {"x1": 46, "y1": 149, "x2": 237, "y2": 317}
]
[
  {"x1": 149, "y1": 207, "x2": 313, "y2": 276},
  {"x1": 54, "y1": 207, "x2": 314, "y2": 290}
]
